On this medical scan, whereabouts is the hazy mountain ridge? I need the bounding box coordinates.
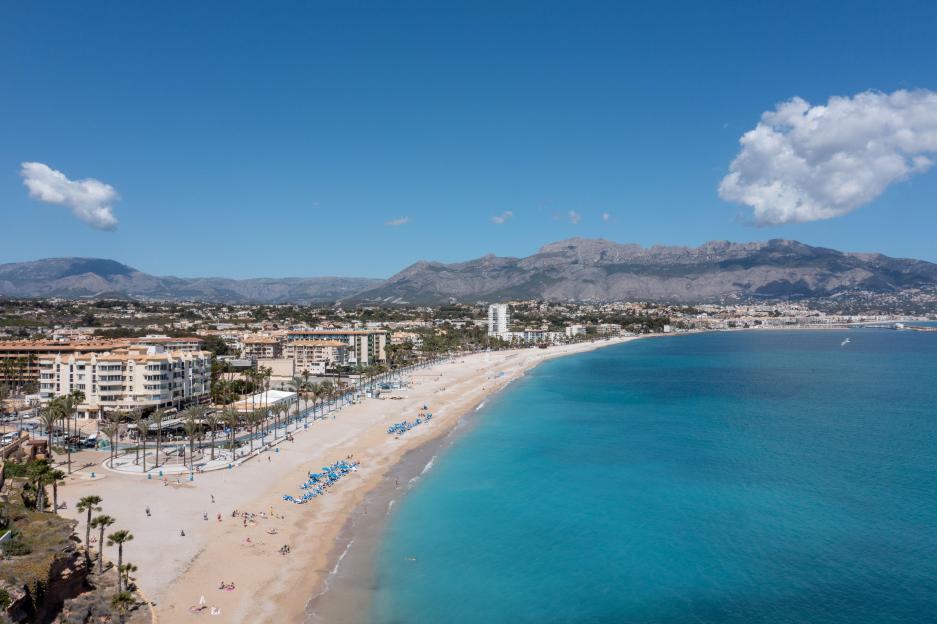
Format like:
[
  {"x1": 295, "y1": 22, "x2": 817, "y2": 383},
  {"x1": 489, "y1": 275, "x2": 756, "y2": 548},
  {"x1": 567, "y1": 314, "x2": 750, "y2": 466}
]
[
  {"x1": 2, "y1": 239, "x2": 936, "y2": 304},
  {"x1": 348, "y1": 238, "x2": 937, "y2": 304},
  {"x1": 0, "y1": 258, "x2": 382, "y2": 303}
]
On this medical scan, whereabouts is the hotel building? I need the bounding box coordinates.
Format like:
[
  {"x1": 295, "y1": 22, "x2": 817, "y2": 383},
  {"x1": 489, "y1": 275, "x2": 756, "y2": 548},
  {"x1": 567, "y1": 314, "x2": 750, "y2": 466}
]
[
  {"x1": 38, "y1": 345, "x2": 212, "y2": 418},
  {"x1": 0, "y1": 339, "x2": 130, "y2": 388}
]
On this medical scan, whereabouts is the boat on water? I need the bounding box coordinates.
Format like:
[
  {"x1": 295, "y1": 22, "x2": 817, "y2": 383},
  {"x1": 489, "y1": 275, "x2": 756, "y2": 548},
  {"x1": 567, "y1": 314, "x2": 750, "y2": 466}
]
[{"x1": 841, "y1": 338, "x2": 851, "y2": 346}]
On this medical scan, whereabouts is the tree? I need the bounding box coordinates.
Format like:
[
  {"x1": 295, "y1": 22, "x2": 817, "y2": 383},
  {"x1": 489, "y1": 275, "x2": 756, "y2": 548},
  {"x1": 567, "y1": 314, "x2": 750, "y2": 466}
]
[
  {"x1": 130, "y1": 410, "x2": 144, "y2": 465},
  {"x1": 49, "y1": 468, "x2": 66, "y2": 514},
  {"x1": 221, "y1": 406, "x2": 239, "y2": 457},
  {"x1": 91, "y1": 514, "x2": 115, "y2": 573},
  {"x1": 134, "y1": 414, "x2": 149, "y2": 473},
  {"x1": 77, "y1": 495, "x2": 103, "y2": 564},
  {"x1": 151, "y1": 409, "x2": 167, "y2": 469},
  {"x1": 182, "y1": 407, "x2": 204, "y2": 468},
  {"x1": 27, "y1": 459, "x2": 53, "y2": 511},
  {"x1": 39, "y1": 401, "x2": 61, "y2": 450},
  {"x1": 101, "y1": 423, "x2": 118, "y2": 466},
  {"x1": 247, "y1": 409, "x2": 262, "y2": 452},
  {"x1": 119, "y1": 563, "x2": 138, "y2": 590},
  {"x1": 63, "y1": 390, "x2": 85, "y2": 474},
  {"x1": 203, "y1": 411, "x2": 219, "y2": 461},
  {"x1": 110, "y1": 590, "x2": 135, "y2": 624},
  {"x1": 107, "y1": 530, "x2": 134, "y2": 593}
]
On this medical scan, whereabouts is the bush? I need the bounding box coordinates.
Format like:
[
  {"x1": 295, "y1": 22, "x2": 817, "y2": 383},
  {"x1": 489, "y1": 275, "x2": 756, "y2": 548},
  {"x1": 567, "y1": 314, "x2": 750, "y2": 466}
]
[
  {"x1": 2, "y1": 463, "x2": 28, "y2": 478},
  {"x1": 1, "y1": 531, "x2": 31, "y2": 557},
  {"x1": 0, "y1": 587, "x2": 10, "y2": 609}
]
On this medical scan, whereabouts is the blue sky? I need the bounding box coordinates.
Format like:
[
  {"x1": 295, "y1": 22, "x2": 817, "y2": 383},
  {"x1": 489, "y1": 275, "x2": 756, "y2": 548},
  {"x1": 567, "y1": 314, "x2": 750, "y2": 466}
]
[{"x1": 2, "y1": 1, "x2": 936, "y2": 278}]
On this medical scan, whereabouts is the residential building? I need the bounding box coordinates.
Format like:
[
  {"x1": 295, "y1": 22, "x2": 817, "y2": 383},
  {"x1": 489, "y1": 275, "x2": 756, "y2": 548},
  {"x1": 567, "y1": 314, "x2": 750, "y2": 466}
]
[
  {"x1": 391, "y1": 331, "x2": 423, "y2": 348},
  {"x1": 242, "y1": 336, "x2": 283, "y2": 360},
  {"x1": 283, "y1": 340, "x2": 348, "y2": 374},
  {"x1": 285, "y1": 329, "x2": 386, "y2": 366},
  {"x1": 0, "y1": 339, "x2": 130, "y2": 388},
  {"x1": 134, "y1": 335, "x2": 204, "y2": 352},
  {"x1": 488, "y1": 304, "x2": 511, "y2": 337},
  {"x1": 38, "y1": 345, "x2": 212, "y2": 418}
]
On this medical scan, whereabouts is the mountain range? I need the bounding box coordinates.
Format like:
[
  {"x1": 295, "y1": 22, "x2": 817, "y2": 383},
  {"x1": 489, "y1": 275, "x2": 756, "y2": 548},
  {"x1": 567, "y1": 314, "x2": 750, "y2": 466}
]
[{"x1": 2, "y1": 239, "x2": 937, "y2": 304}]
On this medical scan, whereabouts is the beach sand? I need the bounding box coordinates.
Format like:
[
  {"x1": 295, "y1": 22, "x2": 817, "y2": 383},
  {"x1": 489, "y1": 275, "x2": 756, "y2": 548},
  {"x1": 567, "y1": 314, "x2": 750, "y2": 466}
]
[{"x1": 57, "y1": 338, "x2": 631, "y2": 623}]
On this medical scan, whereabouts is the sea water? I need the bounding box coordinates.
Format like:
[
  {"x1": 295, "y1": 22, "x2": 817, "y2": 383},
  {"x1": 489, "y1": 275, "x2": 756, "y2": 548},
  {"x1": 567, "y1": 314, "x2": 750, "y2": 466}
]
[{"x1": 367, "y1": 330, "x2": 937, "y2": 623}]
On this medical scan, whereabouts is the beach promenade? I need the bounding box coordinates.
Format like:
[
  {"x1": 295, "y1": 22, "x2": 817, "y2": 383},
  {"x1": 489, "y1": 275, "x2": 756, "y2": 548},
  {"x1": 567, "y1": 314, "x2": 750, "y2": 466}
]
[{"x1": 56, "y1": 338, "x2": 630, "y2": 623}]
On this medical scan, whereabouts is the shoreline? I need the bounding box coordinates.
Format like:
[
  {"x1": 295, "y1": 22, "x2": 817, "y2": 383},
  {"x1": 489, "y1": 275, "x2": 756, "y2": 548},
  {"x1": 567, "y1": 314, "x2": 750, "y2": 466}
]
[
  {"x1": 47, "y1": 326, "x2": 907, "y2": 623},
  {"x1": 58, "y1": 337, "x2": 635, "y2": 624},
  {"x1": 300, "y1": 326, "x2": 893, "y2": 622},
  {"x1": 306, "y1": 377, "x2": 500, "y2": 623},
  {"x1": 282, "y1": 338, "x2": 637, "y2": 624}
]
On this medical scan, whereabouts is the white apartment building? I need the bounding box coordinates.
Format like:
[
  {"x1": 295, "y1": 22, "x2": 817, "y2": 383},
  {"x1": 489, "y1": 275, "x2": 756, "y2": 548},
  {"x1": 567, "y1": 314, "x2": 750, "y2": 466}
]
[
  {"x1": 38, "y1": 345, "x2": 212, "y2": 418},
  {"x1": 283, "y1": 340, "x2": 348, "y2": 375},
  {"x1": 565, "y1": 325, "x2": 586, "y2": 338},
  {"x1": 487, "y1": 304, "x2": 511, "y2": 337},
  {"x1": 285, "y1": 329, "x2": 387, "y2": 366}
]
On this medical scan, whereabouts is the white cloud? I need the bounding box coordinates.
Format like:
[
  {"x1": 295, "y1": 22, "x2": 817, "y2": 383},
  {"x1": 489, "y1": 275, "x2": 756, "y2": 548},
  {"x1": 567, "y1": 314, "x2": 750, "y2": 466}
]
[
  {"x1": 385, "y1": 216, "x2": 410, "y2": 226},
  {"x1": 568, "y1": 210, "x2": 581, "y2": 224},
  {"x1": 20, "y1": 162, "x2": 119, "y2": 230},
  {"x1": 719, "y1": 89, "x2": 937, "y2": 226},
  {"x1": 601, "y1": 212, "x2": 611, "y2": 222},
  {"x1": 490, "y1": 210, "x2": 513, "y2": 224}
]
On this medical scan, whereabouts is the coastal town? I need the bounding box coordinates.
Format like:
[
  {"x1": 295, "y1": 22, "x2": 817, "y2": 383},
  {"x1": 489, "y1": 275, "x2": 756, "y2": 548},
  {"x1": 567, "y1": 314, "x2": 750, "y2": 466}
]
[
  {"x1": 1, "y1": 296, "x2": 931, "y2": 420},
  {"x1": 1, "y1": 297, "x2": 934, "y2": 622}
]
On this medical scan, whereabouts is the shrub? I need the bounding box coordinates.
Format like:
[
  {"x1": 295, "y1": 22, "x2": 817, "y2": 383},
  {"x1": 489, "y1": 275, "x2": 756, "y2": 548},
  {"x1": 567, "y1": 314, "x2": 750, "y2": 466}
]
[{"x1": 1, "y1": 531, "x2": 31, "y2": 557}]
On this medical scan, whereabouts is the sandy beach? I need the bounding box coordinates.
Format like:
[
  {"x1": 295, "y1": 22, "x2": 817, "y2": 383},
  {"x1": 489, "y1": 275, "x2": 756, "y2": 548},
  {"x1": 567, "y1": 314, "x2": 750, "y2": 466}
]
[{"x1": 57, "y1": 338, "x2": 632, "y2": 623}]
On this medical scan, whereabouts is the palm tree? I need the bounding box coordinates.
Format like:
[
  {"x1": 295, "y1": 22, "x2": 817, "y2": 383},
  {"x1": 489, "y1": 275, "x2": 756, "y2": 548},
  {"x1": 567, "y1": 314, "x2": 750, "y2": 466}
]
[
  {"x1": 91, "y1": 514, "x2": 115, "y2": 573},
  {"x1": 27, "y1": 459, "x2": 53, "y2": 511},
  {"x1": 64, "y1": 390, "x2": 85, "y2": 474},
  {"x1": 107, "y1": 529, "x2": 134, "y2": 593},
  {"x1": 107, "y1": 410, "x2": 126, "y2": 456},
  {"x1": 182, "y1": 410, "x2": 199, "y2": 466},
  {"x1": 110, "y1": 590, "x2": 135, "y2": 624},
  {"x1": 119, "y1": 562, "x2": 138, "y2": 590},
  {"x1": 77, "y1": 495, "x2": 103, "y2": 564},
  {"x1": 221, "y1": 406, "x2": 239, "y2": 456},
  {"x1": 134, "y1": 414, "x2": 149, "y2": 473},
  {"x1": 203, "y1": 411, "x2": 219, "y2": 461},
  {"x1": 182, "y1": 407, "x2": 204, "y2": 468},
  {"x1": 151, "y1": 409, "x2": 167, "y2": 469},
  {"x1": 49, "y1": 468, "x2": 66, "y2": 514},
  {"x1": 101, "y1": 423, "x2": 118, "y2": 466},
  {"x1": 247, "y1": 409, "x2": 262, "y2": 452},
  {"x1": 130, "y1": 410, "x2": 144, "y2": 465},
  {"x1": 39, "y1": 400, "x2": 61, "y2": 450}
]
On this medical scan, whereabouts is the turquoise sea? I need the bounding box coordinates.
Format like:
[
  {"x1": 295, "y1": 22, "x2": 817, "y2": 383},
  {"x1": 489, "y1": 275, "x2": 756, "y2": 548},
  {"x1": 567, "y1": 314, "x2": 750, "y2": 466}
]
[{"x1": 367, "y1": 330, "x2": 937, "y2": 623}]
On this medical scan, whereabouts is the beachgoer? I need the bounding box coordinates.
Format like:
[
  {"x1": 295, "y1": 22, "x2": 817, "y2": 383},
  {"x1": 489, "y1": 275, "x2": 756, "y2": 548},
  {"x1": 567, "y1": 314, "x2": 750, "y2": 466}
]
[
  {"x1": 181, "y1": 529, "x2": 186, "y2": 537},
  {"x1": 211, "y1": 494, "x2": 215, "y2": 503},
  {"x1": 145, "y1": 506, "x2": 151, "y2": 517}
]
